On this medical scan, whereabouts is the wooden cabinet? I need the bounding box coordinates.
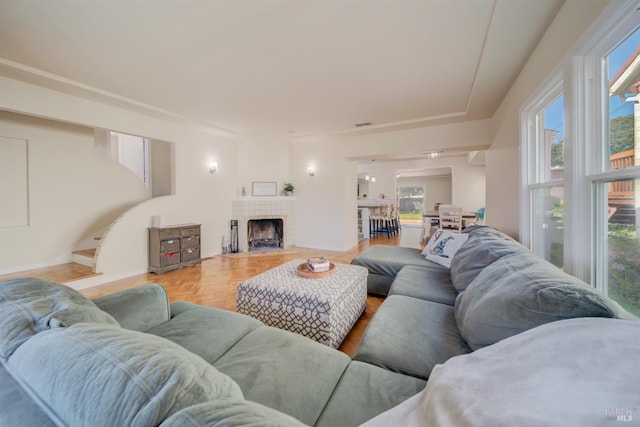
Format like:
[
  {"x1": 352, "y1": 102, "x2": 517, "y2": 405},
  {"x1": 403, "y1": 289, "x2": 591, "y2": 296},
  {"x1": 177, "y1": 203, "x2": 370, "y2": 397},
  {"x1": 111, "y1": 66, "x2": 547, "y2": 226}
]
[{"x1": 149, "y1": 224, "x2": 201, "y2": 274}]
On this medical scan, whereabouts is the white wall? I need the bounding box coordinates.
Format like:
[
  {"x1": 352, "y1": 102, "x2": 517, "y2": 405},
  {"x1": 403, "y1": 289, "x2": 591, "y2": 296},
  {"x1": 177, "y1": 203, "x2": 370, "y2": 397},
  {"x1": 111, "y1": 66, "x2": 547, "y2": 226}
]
[
  {"x1": 0, "y1": 136, "x2": 28, "y2": 227},
  {"x1": 487, "y1": 0, "x2": 610, "y2": 239},
  {"x1": 236, "y1": 137, "x2": 290, "y2": 197},
  {"x1": 0, "y1": 76, "x2": 240, "y2": 284},
  {"x1": 290, "y1": 120, "x2": 491, "y2": 251},
  {"x1": 150, "y1": 139, "x2": 173, "y2": 197},
  {"x1": 0, "y1": 111, "x2": 149, "y2": 273},
  {"x1": 289, "y1": 145, "x2": 359, "y2": 251},
  {"x1": 359, "y1": 156, "x2": 484, "y2": 212}
]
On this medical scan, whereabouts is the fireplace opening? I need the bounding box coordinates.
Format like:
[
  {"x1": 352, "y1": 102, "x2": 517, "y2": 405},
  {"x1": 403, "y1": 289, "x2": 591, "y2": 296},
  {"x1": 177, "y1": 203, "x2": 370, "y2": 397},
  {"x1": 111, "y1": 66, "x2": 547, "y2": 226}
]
[{"x1": 247, "y1": 219, "x2": 284, "y2": 252}]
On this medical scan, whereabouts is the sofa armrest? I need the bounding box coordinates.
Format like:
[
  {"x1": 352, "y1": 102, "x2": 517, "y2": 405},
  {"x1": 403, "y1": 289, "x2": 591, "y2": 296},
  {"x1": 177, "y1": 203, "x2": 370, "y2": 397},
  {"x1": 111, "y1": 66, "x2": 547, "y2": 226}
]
[{"x1": 92, "y1": 283, "x2": 170, "y2": 331}]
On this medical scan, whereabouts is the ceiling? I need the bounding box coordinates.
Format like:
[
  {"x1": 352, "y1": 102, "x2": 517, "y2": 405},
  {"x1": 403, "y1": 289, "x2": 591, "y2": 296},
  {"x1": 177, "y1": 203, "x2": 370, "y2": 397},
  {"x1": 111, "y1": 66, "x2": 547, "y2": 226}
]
[{"x1": 0, "y1": 1, "x2": 563, "y2": 140}]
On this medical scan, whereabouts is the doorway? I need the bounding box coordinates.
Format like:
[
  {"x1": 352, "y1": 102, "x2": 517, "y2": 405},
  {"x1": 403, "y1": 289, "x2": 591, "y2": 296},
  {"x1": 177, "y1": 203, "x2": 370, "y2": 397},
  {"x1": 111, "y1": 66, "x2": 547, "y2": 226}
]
[{"x1": 397, "y1": 186, "x2": 424, "y2": 226}]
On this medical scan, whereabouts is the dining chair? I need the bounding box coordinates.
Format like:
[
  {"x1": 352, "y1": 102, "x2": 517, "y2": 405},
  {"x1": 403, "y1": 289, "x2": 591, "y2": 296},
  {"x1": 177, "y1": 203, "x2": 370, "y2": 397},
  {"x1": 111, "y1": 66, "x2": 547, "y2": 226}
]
[
  {"x1": 438, "y1": 204, "x2": 463, "y2": 233},
  {"x1": 474, "y1": 207, "x2": 486, "y2": 225}
]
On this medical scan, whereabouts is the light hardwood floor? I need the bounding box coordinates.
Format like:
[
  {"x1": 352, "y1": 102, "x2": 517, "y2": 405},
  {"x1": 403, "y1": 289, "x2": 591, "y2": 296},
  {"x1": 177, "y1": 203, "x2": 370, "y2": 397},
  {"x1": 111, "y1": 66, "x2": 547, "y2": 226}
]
[{"x1": 8, "y1": 228, "x2": 421, "y2": 357}]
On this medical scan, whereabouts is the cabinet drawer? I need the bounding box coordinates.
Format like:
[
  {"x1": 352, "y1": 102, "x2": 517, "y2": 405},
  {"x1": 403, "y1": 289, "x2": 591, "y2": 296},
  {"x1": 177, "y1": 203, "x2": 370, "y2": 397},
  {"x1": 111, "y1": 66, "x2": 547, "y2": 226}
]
[
  {"x1": 181, "y1": 235, "x2": 200, "y2": 249},
  {"x1": 182, "y1": 247, "x2": 200, "y2": 262},
  {"x1": 160, "y1": 239, "x2": 181, "y2": 253},
  {"x1": 159, "y1": 228, "x2": 181, "y2": 239},
  {"x1": 181, "y1": 226, "x2": 200, "y2": 237},
  {"x1": 160, "y1": 252, "x2": 181, "y2": 267}
]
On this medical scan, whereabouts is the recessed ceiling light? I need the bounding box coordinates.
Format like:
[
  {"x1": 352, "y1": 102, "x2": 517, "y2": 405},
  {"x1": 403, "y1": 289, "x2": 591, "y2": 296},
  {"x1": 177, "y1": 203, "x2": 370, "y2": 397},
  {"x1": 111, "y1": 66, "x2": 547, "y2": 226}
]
[{"x1": 422, "y1": 150, "x2": 444, "y2": 159}]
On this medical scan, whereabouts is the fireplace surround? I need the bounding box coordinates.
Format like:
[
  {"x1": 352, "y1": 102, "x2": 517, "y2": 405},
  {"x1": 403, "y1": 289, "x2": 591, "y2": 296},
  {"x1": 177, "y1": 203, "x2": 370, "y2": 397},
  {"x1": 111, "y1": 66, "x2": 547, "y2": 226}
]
[{"x1": 232, "y1": 196, "x2": 296, "y2": 252}]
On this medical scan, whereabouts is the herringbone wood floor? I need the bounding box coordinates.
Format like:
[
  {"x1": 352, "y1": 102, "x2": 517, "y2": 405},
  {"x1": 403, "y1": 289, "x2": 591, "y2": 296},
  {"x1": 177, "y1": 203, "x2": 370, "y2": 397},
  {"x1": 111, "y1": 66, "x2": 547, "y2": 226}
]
[{"x1": 63, "y1": 231, "x2": 418, "y2": 356}]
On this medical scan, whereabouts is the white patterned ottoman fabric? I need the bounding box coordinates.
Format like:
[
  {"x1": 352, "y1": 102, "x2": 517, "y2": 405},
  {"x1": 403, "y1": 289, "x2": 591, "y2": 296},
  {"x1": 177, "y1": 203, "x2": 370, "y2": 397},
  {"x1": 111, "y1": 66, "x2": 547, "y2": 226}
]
[{"x1": 236, "y1": 260, "x2": 368, "y2": 348}]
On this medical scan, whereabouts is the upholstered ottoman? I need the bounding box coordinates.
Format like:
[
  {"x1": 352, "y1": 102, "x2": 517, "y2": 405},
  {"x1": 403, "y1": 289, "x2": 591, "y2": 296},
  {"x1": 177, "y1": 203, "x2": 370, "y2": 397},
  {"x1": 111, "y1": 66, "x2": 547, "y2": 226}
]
[{"x1": 236, "y1": 260, "x2": 368, "y2": 348}]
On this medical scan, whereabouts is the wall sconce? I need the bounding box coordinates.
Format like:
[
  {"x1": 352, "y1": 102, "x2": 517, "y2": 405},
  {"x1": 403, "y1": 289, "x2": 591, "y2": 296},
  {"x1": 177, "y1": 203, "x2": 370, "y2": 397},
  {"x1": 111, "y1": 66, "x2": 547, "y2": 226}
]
[
  {"x1": 308, "y1": 166, "x2": 315, "y2": 177},
  {"x1": 371, "y1": 176, "x2": 376, "y2": 183},
  {"x1": 365, "y1": 174, "x2": 370, "y2": 181},
  {"x1": 208, "y1": 161, "x2": 218, "y2": 174}
]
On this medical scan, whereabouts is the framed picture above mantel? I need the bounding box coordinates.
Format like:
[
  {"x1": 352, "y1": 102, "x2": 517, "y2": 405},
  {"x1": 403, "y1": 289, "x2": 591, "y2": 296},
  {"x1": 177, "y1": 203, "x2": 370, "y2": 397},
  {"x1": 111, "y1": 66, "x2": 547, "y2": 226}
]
[{"x1": 251, "y1": 181, "x2": 278, "y2": 197}]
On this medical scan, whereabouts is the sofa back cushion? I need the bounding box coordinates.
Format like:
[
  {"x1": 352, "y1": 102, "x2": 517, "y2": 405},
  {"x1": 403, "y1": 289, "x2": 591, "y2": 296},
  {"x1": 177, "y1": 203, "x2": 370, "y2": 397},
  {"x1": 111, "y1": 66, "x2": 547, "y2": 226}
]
[
  {"x1": 450, "y1": 226, "x2": 527, "y2": 292},
  {"x1": 455, "y1": 251, "x2": 623, "y2": 350},
  {"x1": 0, "y1": 278, "x2": 119, "y2": 358},
  {"x1": 92, "y1": 283, "x2": 170, "y2": 331},
  {"x1": 7, "y1": 323, "x2": 243, "y2": 427}
]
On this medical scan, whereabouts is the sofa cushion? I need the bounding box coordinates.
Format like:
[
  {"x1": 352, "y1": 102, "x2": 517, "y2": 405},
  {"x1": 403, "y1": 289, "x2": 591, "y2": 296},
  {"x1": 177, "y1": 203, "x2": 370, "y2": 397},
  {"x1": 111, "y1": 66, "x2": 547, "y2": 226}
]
[
  {"x1": 354, "y1": 295, "x2": 471, "y2": 380},
  {"x1": 0, "y1": 363, "x2": 55, "y2": 427},
  {"x1": 455, "y1": 252, "x2": 623, "y2": 350},
  {"x1": 146, "y1": 301, "x2": 262, "y2": 364},
  {"x1": 362, "y1": 318, "x2": 640, "y2": 427},
  {"x1": 352, "y1": 246, "x2": 434, "y2": 278},
  {"x1": 7, "y1": 323, "x2": 242, "y2": 427},
  {"x1": 315, "y1": 361, "x2": 426, "y2": 427},
  {"x1": 388, "y1": 265, "x2": 457, "y2": 305},
  {"x1": 0, "y1": 278, "x2": 119, "y2": 358},
  {"x1": 352, "y1": 246, "x2": 439, "y2": 295},
  {"x1": 213, "y1": 326, "x2": 350, "y2": 426},
  {"x1": 450, "y1": 225, "x2": 527, "y2": 292},
  {"x1": 92, "y1": 283, "x2": 170, "y2": 331},
  {"x1": 160, "y1": 399, "x2": 307, "y2": 427},
  {"x1": 422, "y1": 229, "x2": 468, "y2": 268}
]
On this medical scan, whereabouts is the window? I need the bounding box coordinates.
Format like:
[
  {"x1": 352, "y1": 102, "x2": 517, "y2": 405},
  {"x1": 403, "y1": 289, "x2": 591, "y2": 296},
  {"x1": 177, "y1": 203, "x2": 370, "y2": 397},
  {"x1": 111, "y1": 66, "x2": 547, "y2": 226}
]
[
  {"x1": 594, "y1": 27, "x2": 640, "y2": 317},
  {"x1": 523, "y1": 89, "x2": 565, "y2": 268},
  {"x1": 522, "y1": 3, "x2": 640, "y2": 317}
]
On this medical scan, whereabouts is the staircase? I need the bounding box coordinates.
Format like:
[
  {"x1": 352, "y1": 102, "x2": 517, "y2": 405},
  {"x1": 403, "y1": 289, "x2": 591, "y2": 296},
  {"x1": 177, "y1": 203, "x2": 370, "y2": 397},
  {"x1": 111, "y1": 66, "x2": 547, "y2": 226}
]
[{"x1": 72, "y1": 248, "x2": 97, "y2": 268}]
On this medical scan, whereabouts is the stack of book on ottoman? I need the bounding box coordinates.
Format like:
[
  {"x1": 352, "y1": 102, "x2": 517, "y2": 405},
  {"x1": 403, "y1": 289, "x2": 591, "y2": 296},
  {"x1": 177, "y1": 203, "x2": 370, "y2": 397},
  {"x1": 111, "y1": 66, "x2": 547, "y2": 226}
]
[{"x1": 308, "y1": 257, "x2": 330, "y2": 272}]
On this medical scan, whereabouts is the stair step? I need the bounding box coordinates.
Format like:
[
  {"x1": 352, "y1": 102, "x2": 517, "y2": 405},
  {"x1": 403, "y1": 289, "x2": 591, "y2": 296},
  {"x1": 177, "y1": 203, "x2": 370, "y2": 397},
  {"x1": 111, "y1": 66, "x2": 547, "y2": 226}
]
[
  {"x1": 72, "y1": 248, "x2": 96, "y2": 258},
  {"x1": 72, "y1": 248, "x2": 96, "y2": 268}
]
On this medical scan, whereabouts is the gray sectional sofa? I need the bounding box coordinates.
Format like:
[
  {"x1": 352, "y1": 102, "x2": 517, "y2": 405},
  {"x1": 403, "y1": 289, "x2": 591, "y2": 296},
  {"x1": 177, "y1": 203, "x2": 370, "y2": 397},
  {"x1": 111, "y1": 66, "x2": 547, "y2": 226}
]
[
  {"x1": 0, "y1": 278, "x2": 424, "y2": 427},
  {"x1": 351, "y1": 226, "x2": 636, "y2": 381},
  {"x1": 1, "y1": 225, "x2": 638, "y2": 426}
]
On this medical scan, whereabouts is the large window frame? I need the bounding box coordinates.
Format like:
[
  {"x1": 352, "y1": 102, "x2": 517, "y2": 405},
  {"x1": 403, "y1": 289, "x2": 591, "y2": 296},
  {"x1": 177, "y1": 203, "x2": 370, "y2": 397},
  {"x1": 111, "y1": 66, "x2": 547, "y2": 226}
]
[
  {"x1": 521, "y1": 1, "x2": 640, "y2": 294},
  {"x1": 521, "y1": 81, "x2": 566, "y2": 268}
]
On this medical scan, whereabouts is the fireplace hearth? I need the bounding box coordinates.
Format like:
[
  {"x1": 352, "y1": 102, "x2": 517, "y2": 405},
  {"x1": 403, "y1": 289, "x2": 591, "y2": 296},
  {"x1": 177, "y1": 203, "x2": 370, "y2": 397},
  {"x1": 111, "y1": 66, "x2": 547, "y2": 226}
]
[{"x1": 247, "y1": 218, "x2": 284, "y2": 252}]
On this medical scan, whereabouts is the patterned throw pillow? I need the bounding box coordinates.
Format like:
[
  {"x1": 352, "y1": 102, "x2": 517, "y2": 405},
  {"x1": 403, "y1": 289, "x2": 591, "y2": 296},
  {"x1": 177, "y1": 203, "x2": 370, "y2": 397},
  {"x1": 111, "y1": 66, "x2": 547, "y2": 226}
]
[{"x1": 423, "y1": 229, "x2": 469, "y2": 268}]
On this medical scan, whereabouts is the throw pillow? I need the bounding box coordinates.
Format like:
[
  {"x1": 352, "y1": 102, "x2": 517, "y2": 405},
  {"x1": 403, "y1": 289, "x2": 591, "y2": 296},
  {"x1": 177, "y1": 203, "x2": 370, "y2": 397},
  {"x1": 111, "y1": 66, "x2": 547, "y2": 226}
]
[
  {"x1": 8, "y1": 323, "x2": 243, "y2": 427},
  {"x1": 423, "y1": 229, "x2": 469, "y2": 268},
  {"x1": 0, "y1": 278, "x2": 119, "y2": 358}
]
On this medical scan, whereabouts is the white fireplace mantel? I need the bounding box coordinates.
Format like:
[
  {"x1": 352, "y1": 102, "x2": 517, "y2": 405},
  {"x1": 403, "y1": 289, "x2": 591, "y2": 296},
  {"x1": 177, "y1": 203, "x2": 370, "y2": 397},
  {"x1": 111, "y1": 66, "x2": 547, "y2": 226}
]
[{"x1": 233, "y1": 196, "x2": 296, "y2": 201}]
